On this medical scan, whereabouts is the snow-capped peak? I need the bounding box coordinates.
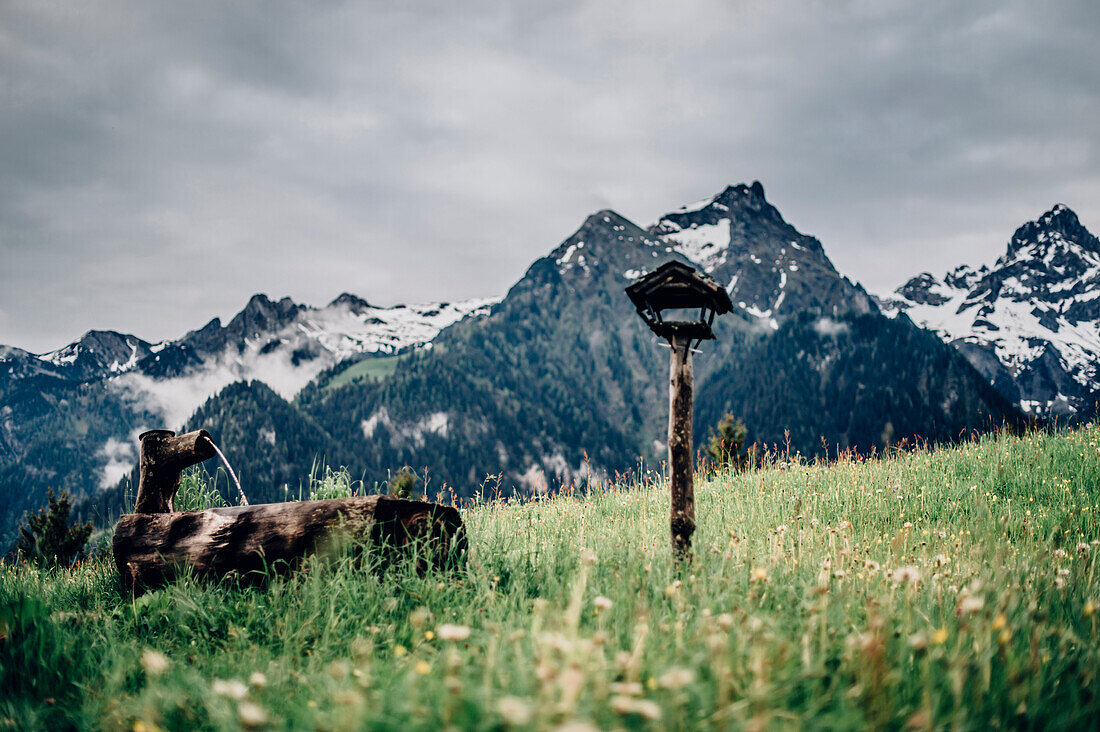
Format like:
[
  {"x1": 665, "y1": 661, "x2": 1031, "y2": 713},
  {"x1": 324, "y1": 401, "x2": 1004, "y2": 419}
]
[
  {"x1": 5, "y1": 293, "x2": 498, "y2": 429},
  {"x1": 884, "y1": 204, "x2": 1100, "y2": 416},
  {"x1": 39, "y1": 331, "x2": 154, "y2": 381},
  {"x1": 646, "y1": 182, "x2": 870, "y2": 325}
]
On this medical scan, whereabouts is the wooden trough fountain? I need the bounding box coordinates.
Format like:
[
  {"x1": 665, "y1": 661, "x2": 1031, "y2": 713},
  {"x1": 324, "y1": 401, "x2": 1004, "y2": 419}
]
[{"x1": 113, "y1": 429, "x2": 466, "y2": 594}]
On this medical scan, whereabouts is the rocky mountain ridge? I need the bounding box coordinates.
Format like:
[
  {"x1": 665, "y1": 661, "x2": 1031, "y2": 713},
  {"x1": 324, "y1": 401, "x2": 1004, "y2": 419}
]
[
  {"x1": 2, "y1": 293, "x2": 497, "y2": 429},
  {"x1": 648, "y1": 182, "x2": 876, "y2": 328},
  {"x1": 880, "y1": 204, "x2": 1100, "y2": 416}
]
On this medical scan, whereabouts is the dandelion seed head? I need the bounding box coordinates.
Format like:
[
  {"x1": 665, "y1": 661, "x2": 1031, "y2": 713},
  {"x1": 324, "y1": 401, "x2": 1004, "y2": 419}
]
[
  {"x1": 140, "y1": 649, "x2": 169, "y2": 677},
  {"x1": 958, "y1": 595, "x2": 984, "y2": 614},
  {"x1": 498, "y1": 696, "x2": 533, "y2": 725},
  {"x1": 237, "y1": 701, "x2": 268, "y2": 728},
  {"x1": 408, "y1": 607, "x2": 431, "y2": 629},
  {"x1": 212, "y1": 678, "x2": 248, "y2": 700},
  {"x1": 891, "y1": 566, "x2": 921, "y2": 585}
]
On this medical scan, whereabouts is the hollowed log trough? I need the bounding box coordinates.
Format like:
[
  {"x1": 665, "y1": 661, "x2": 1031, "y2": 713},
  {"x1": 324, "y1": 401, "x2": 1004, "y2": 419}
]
[{"x1": 112, "y1": 430, "x2": 467, "y2": 595}]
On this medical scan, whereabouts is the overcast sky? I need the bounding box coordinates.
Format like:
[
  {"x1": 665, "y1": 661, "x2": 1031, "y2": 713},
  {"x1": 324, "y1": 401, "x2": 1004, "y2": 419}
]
[{"x1": 2, "y1": 0, "x2": 1098, "y2": 353}]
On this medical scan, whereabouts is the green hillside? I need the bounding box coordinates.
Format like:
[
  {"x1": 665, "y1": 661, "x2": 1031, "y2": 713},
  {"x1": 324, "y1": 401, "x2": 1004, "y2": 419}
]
[{"x1": 4, "y1": 425, "x2": 1099, "y2": 730}]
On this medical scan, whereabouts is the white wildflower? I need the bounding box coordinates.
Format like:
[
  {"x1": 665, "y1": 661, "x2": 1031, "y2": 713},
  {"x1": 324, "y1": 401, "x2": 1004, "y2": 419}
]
[
  {"x1": 438, "y1": 624, "x2": 471, "y2": 642},
  {"x1": 610, "y1": 695, "x2": 662, "y2": 720},
  {"x1": 498, "y1": 696, "x2": 533, "y2": 725},
  {"x1": 891, "y1": 566, "x2": 921, "y2": 585},
  {"x1": 212, "y1": 678, "x2": 248, "y2": 700},
  {"x1": 610, "y1": 681, "x2": 643, "y2": 696},
  {"x1": 140, "y1": 649, "x2": 169, "y2": 677},
  {"x1": 958, "y1": 595, "x2": 984, "y2": 615},
  {"x1": 658, "y1": 667, "x2": 695, "y2": 689},
  {"x1": 237, "y1": 701, "x2": 268, "y2": 728}
]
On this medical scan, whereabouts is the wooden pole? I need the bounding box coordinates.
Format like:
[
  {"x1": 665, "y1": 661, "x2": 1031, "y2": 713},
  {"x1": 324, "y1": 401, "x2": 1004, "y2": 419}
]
[{"x1": 668, "y1": 336, "x2": 695, "y2": 561}]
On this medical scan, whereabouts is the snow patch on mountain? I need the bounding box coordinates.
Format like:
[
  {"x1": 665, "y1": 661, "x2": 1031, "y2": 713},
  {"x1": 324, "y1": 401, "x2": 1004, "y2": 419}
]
[
  {"x1": 42, "y1": 345, "x2": 80, "y2": 367},
  {"x1": 882, "y1": 204, "x2": 1100, "y2": 415},
  {"x1": 109, "y1": 296, "x2": 497, "y2": 429},
  {"x1": 669, "y1": 193, "x2": 723, "y2": 215},
  {"x1": 659, "y1": 219, "x2": 732, "y2": 273},
  {"x1": 556, "y1": 241, "x2": 590, "y2": 274}
]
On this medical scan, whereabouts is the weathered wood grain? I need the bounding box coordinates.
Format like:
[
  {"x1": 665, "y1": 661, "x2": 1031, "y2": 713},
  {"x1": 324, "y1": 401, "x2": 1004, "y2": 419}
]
[
  {"x1": 113, "y1": 495, "x2": 466, "y2": 594},
  {"x1": 668, "y1": 336, "x2": 695, "y2": 561},
  {"x1": 134, "y1": 429, "x2": 217, "y2": 514}
]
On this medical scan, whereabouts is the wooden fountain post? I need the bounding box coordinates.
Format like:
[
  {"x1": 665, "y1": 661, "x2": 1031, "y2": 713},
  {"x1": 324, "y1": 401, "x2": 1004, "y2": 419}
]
[
  {"x1": 134, "y1": 429, "x2": 216, "y2": 513},
  {"x1": 113, "y1": 429, "x2": 467, "y2": 595}
]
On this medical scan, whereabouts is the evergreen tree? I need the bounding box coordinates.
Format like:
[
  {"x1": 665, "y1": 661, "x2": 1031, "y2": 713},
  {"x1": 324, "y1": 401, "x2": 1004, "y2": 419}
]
[
  {"x1": 703, "y1": 413, "x2": 754, "y2": 473},
  {"x1": 15, "y1": 489, "x2": 92, "y2": 567}
]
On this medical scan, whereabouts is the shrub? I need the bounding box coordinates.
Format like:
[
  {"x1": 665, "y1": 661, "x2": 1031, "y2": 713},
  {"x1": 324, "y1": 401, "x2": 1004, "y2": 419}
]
[
  {"x1": 387, "y1": 466, "x2": 419, "y2": 499},
  {"x1": 14, "y1": 489, "x2": 92, "y2": 567},
  {"x1": 703, "y1": 413, "x2": 755, "y2": 473}
]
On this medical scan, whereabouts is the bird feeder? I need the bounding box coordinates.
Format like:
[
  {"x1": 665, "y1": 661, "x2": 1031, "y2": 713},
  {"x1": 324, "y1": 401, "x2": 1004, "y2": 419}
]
[{"x1": 626, "y1": 261, "x2": 733, "y2": 560}]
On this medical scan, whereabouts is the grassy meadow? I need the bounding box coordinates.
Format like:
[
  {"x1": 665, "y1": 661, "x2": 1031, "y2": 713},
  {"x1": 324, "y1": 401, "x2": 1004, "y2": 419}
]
[{"x1": 2, "y1": 425, "x2": 1100, "y2": 730}]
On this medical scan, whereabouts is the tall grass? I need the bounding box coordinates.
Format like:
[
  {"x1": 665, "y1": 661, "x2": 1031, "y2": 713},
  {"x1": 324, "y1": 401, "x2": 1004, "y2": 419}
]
[{"x1": 1, "y1": 425, "x2": 1098, "y2": 730}]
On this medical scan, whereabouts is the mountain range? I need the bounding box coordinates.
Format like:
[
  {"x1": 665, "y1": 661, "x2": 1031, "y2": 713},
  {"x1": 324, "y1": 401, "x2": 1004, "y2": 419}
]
[
  {"x1": 3, "y1": 181, "x2": 1091, "y2": 544},
  {"x1": 879, "y1": 203, "x2": 1100, "y2": 417},
  {"x1": 0, "y1": 295, "x2": 493, "y2": 539}
]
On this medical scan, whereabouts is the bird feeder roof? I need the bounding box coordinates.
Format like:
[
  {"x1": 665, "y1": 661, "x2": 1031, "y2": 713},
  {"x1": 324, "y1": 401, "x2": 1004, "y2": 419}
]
[{"x1": 625, "y1": 260, "x2": 734, "y2": 315}]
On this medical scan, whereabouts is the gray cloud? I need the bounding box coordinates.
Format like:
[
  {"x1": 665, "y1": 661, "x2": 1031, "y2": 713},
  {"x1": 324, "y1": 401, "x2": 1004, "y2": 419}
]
[{"x1": 1, "y1": 0, "x2": 1098, "y2": 352}]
